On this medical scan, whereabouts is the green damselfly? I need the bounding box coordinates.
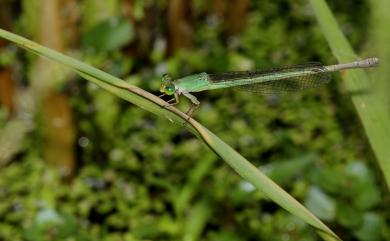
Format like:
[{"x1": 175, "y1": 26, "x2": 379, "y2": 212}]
[{"x1": 159, "y1": 58, "x2": 379, "y2": 116}]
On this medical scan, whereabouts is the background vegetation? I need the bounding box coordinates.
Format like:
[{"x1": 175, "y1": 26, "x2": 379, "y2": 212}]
[{"x1": 0, "y1": 0, "x2": 388, "y2": 240}]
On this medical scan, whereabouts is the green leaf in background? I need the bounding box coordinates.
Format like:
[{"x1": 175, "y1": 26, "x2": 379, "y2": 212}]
[
  {"x1": 352, "y1": 184, "x2": 381, "y2": 211},
  {"x1": 353, "y1": 213, "x2": 384, "y2": 241},
  {"x1": 261, "y1": 154, "x2": 314, "y2": 186},
  {"x1": 335, "y1": 201, "x2": 363, "y2": 228},
  {"x1": 309, "y1": 161, "x2": 382, "y2": 211},
  {"x1": 82, "y1": 17, "x2": 134, "y2": 51},
  {"x1": 344, "y1": 162, "x2": 381, "y2": 210},
  {"x1": 309, "y1": 167, "x2": 346, "y2": 194},
  {"x1": 305, "y1": 186, "x2": 335, "y2": 221},
  {"x1": 184, "y1": 199, "x2": 212, "y2": 241}
]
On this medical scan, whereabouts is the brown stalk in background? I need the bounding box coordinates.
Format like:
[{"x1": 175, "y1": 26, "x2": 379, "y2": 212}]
[{"x1": 31, "y1": 0, "x2": 77, "y2": 179}]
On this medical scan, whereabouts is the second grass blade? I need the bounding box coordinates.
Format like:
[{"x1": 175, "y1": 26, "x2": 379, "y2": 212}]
[{"x1": 310, "y1": 0, "x2": 390, "y2": 189}]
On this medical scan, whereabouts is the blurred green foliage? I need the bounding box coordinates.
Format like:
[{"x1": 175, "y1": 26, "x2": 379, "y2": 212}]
[{"x1": 0, "y1": 0, "x2": 388, "y2": 241}]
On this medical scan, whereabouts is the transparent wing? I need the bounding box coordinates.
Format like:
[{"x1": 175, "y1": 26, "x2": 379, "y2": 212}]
[{"x1": 207, "y1": 62, "x2": 331, "y2": 94}]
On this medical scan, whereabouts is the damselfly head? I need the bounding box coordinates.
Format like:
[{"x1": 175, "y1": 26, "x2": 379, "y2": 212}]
[
  {"x1": 162, "y1": 74, "x2": 173, "y2": 84},
  {"x1": 160, "y1": 74, "x2": 175, "y2": 95}
]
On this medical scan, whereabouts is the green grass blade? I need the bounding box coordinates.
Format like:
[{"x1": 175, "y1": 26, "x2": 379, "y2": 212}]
[
  {"x1": 368, "y1": 0, "x2": 390, "y2": 121},
  {"x1": 309, "y1": 0, "x2": 390, "y2": 189},
  {"x1": 183, "y1": 199, "x2": 212, "y2": 241},
  {"x1": 0, "y1": 28, "x2": 340, "y2": 240}
]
